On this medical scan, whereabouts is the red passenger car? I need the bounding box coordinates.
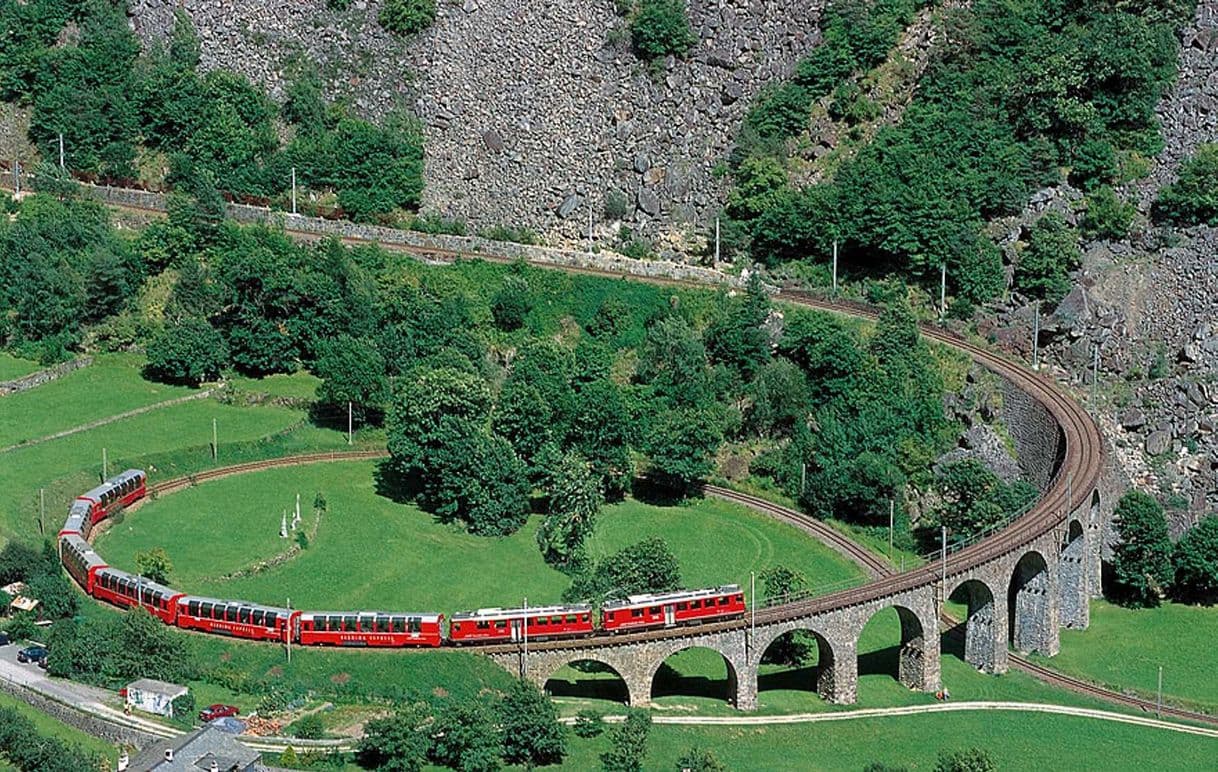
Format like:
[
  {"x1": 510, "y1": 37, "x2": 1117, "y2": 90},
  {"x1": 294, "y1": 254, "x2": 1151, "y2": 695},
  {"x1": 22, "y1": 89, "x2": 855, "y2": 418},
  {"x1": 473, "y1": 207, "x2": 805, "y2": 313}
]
[
  {"x1": 59, "y1": 535, "x2": 107, "y2": 594},
  {"x1": 449, "y1": 604, "x2": 594, "y2": 644},
  {"x1": 175, "y1": 597, "x2": 298, "y2": 642},
  {"x1": 59, "y1": 500, "x2": 95, "y2": 539},
  {"x1": 91, "y1": 567, "x2": 184, "y2": 624},
  {"x1": 601, "y1": 585, "x2": 746, "y2": 633},
  {"x1": 77, "y1": 470, "x2": 146, "y2": 524},
  {"x1": 298, "y1": 611, "x2": 444, "y2": 648}
]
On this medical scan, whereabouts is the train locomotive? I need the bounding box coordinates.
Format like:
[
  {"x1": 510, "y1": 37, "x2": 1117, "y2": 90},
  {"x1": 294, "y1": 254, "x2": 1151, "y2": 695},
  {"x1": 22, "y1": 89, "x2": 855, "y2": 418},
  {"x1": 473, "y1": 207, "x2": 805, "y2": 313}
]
[{"x1": 58, "y1": 470, "x2": 749, "y2": 648}]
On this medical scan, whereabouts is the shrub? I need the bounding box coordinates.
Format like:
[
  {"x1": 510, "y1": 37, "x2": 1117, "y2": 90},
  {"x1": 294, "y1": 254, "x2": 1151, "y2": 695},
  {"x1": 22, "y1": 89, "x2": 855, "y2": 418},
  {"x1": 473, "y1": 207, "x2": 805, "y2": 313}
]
[
  {"x1": 144, "y1": 318, "x2": 228, "y2": 387},
  {"x1": 491, "y1": 277, "x2": 532, "y2": 331},
  {"x1": 480, "y1": 224, "x2": 539, "y2": 245},
  {"x1": 1081, "y1": 186, "x2": 1136, "y2": 241},
  {"x1": 1014, "y1": 213, "x2": 1080, "y2": 304},
  {"x1": 604, "y1": 189, "x2": 631, "y2": 221},
  {"x1": 630, "y1": 0, "x2": 697, "y2": 61},
  {"x1": 573, "y1": 710, "x2": 604, "y2": 738},
  {"x1": 1110, "y1": 491, "x2": 1173, "y2": 607},
  {"x1": 289, "y1": 712, "x2": 326, "y2": 740},
  {"x1": 1153, "y1": 144, "x2": 1218, "y2": 225},
  {"x1": 1171, "y1": 516, "x2": 1218, "y2": 604},
  {"x1": 378, "y1": 0, "x2": 436, "y2": 36},
  {"x1": 171, "y1": 692, "x2": 196, "y2": 719}
]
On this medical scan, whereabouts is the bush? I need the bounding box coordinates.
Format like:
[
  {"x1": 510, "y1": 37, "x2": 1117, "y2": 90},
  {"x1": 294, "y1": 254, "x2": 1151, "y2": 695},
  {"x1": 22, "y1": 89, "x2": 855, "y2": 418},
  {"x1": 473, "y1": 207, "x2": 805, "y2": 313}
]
[
  {"x1": 1153, "y1": 144, "x2": 1218, "y2": 225},
  {"x1": 604, "y1": 189, "x2": 631, "y2": 221},
  {"x1": 630, "y1": 0, "x2": 697, "y2": 61},
  {"x1": 378, "y1": 0, "x2": 436, "y2": 36},
  {"x1": 573, "y1": 710, "x2": 604, "y2": 738},
  {"x1": 171, "y1": 692, "x2": 196, "y2": 720},
  {"x1": 1110, "y1": 491, "x2": 1173, "y2": 607},
  {"x1": 1081, "y1": 186, "x2": 1136, "y2": 241},
  {"x1": 1171, "y1": 516, "x2": 1218, "y2": 604},
  {"x1": 491, "y1": 277, "x2": 532, "y2": 331},
  {"x1": 1014, "y1": 213, "x2": 1080, "y2": 304},
  {"x1": 289, "y1": 712, "x2": 326, "y2": 740},
  {"x1": 144, "y1": 318, "x2": 228, "y2": 387}
]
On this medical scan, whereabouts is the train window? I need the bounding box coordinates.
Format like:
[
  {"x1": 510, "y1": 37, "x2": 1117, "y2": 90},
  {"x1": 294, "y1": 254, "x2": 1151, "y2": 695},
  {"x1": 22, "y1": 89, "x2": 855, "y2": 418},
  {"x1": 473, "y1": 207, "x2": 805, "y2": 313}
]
[
  {"x1": 409, "y1": 618, "x2": 421, "y2": 633},
  {"x1": 495, "y1": 621, "x2": 506, "y2": 629},
  {"x1": 536, "y1": 618, "x2": 547, "y2": 626},
  {"x1": 393, "y1": 618, "x2": 405, "y2": 633},
  {"x1": 188, "y1": 601, "x2": 200, "y2": 616},
  {"x1": 199, "y1": 602, "x2": 212, "y2": 617},
  {"x1": 678, "y1": 602, "x2": 688, "y2": 610},
  {"x1": 238, "y1": 608, "x2": 250, "y2": 624},
  {"x1": 252, "y1": 610, "x2": 265, "y2": 626},
  {"x1": 344, "y1": 616, "x2": 357, "y2": 630},
  {"x1": 328, "y1": 616, "x2": 340, "y2": 631},
  {"x1": 267, "y1": 612, "x2": 278, "y2": 627},
  {"x1": 226, "y1": 607, "x2": 239, "y2": 622},
  {"x1": 720, "y1": 597, "x2": 730, "y2": 605},
  {"x1": 649, "y1": 606, "x2": 659, "y2": 614},
  {"x1": 631, "y1": 609, "x2": 642, "y2": 617},
  {"x1": 477, "y1": 621, "x2": 490, "y2": 630},
  {"x1": 691, "y1": 600, "x2": 701, "y2": 609}
]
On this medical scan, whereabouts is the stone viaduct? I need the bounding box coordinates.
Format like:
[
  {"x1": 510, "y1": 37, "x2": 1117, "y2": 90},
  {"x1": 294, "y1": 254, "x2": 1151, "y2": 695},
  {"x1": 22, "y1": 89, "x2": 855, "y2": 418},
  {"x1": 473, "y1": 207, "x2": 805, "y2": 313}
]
[{"x1": 487, "y1": 309, "x2": 1107, "y2": 712}]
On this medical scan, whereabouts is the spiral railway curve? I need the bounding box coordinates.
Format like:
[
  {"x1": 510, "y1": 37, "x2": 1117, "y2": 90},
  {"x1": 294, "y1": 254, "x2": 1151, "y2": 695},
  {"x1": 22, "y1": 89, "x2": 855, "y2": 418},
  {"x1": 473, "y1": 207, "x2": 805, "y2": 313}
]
[{"x1": 51, "y1": 192, "x2": 1214, "y2": 724}]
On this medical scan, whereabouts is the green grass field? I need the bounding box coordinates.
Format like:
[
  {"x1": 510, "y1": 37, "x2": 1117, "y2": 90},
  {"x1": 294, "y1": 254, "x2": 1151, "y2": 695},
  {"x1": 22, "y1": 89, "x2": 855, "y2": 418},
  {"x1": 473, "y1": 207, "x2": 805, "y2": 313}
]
[
  {"x1": 1032, "y1": 599, "x2": 1218, "y2": 713},
  {"x1": 0, "y1": 353, "x2": 196, "y2": 448},
  {"x1": 556, "y1": 712, "x2": 1218, "y2": 771},
  {"x1": 0, "y1": 351, "x2": 40, "y2": 381},
  {"x1": 0, "y1": 691, "x2": 117, "y2": 766},
  {"x1": 96, "y1": 461, "x2": 866, "y2": 611},
  {"x1": 228, "y1": 371, "x2": 322, "y2": 400}
]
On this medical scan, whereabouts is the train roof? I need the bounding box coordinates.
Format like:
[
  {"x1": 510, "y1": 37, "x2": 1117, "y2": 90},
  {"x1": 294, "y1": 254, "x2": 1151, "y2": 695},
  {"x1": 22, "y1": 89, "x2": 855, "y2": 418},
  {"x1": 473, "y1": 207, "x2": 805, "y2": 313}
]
[
  {"x1": 299, "y1": 610, "x2": 443, "y2": 621},
  {"x1": 176, "y1": 595, "x2": 293, "y2": 615},
  {"x1": 96, "y1": 566, "x2": 181, "y2": 597},
  {"x1": 59, "y1": 500, "x2": 92, "y2": 533},
  {"x1": 79, "y1": 469, "x2": 145, "y2": 501},
  {"x1": 59, "y1": 534, "x2": 106, "y2": 568},
  {"x1": 451, "y1": 603, "x2": 592, "y2": 622},
  {"x1": 602, "y1": 585, "x2": 742, "y2": 610}
]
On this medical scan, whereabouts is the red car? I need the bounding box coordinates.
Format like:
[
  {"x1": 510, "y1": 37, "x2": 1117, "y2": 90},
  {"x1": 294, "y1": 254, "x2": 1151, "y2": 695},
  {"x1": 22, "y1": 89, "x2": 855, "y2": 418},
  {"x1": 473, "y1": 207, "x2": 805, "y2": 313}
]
[
  {"x1": 601, "y1": 585, "x2": 747, "y2": 633},
  {"x1": 199, "y1": 704, "x2": 239, "y2": 722},
  {"x1": 449, "y1": 604, "x2": 594, "y2": 644}
]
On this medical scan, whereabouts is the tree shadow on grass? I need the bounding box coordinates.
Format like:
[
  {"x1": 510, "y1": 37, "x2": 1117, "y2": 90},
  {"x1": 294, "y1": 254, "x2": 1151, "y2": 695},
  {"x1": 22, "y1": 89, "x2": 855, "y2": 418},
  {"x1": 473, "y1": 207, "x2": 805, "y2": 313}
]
[
  {"x1": 631, "y1": 477, "x2": 692, "y2": 507},
  {"x1": 758, "y1": 665, "x2": 822, "y2": 693},
  {"x1": 372, "y1": 460, "x2": 420, "y2": 505}
]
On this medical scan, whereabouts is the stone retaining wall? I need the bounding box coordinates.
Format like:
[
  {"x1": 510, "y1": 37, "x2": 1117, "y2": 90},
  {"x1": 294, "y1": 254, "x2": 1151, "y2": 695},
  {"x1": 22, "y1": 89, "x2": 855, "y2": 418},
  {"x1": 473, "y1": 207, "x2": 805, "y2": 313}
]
[
  {"x1": 0, "y1": 356, "x2": 92, "y2": 397},
  {"x1": 0, "y1": 677, "x2": 159, "y2": 748}
]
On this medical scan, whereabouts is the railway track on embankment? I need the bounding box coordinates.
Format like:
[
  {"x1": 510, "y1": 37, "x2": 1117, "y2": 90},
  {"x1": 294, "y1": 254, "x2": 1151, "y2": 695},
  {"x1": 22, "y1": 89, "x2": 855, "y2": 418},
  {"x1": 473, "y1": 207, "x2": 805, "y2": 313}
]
[{"x1": 50, "y1": 188, "x2": 1217, "y2": 727}]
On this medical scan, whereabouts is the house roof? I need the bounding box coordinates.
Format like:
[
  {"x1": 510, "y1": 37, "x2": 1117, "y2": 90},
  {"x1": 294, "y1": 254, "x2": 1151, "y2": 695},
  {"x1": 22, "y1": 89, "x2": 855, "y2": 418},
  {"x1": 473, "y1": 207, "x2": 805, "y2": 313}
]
[
  {"x1": 128, "y1": 725, "x2": 260, "y2": 772},
  {"x1": 126, "y1": 678, "x2": 189, "y2": 699}
]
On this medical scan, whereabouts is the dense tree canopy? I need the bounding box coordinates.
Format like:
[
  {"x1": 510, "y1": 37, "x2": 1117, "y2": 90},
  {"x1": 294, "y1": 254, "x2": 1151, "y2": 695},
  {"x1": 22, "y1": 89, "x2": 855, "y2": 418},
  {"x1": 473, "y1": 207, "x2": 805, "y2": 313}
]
[
  {"x1": 1110, "y1": 491, "x2": 1174, "y2": 606},
  {"x1": 1172, "y1": 516, "x2": 1218, "y2": 604}
]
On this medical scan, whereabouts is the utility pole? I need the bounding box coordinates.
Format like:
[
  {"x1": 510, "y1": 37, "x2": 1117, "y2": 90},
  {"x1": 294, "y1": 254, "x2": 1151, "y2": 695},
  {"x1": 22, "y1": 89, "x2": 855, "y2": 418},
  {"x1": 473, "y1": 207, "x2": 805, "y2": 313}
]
[
  {"x1": 800, "y1": 463, "x2": 807, "y2": 497},
  {"x1": 939, "y1": 263, "x2": 947, "y2": 321},
  {"x1": 750, "y1": 571, "x2": 756, "y2": 643},
  {"x1": 212, "y1": 418, "x2": 218, "y2": 460},
  {"x1": 39, "y1": 489, "x2": 45, "y2": 537},
  {"x1": 291, "y1": 167, "x2": 297, "y2": 215},
  {"x1": 889, "y1": 499, "x2": 895, "y2": 560},
  {"x1": 286, "y1": 597, "x2": 292, "y2": 664},
  {"x1": 13, "y1": 159, "x2": 20, "y2": 197},
  {"x1": 58, "y1": 134, "x2": 64, "y2": 170},
  {"x1": 1156, "y1": 665, "x2": 1163, "y2": 718},
  {"x1": 102, "y1": 448, "x2": 108, "y2": 480},
  {"x1": 1032, "y1": 303, "x2": 1041, "y2": 370},
  {"x1": 832, "y1": 240, "x2": 839, "y2": 297},
  {"x1": 347, "y1": 402, "x2": 353, "y2": 446},
  {"x1": 587, "y1": 205, "x2": 594, "y2": 254},
  {"x1": 522, "y1": 597, "x2": 528, "y2": 677},
  {"x1": 714, "y1": 217, "x2": 721, "y2": 264},
  {"x1": 940, "y1": 525, "x2": 948, "y2": 584},
  {"x1": 1091, "y1": 345, "x2": 1100, "y2": 409}
]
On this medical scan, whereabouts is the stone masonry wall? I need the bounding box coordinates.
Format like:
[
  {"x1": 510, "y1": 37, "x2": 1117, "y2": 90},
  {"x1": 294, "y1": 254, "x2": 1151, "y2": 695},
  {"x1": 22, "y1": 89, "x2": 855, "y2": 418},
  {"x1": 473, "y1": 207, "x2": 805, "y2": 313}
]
[
  {"x1": 0, "y1": 356, "x2": 92, "y2": 396},
  {"x1": 126, "y1": 0, "x2": 827, "y2": 251},
  {"x1": 0, "y1": 677, "x2": 159, "y2": 748}
]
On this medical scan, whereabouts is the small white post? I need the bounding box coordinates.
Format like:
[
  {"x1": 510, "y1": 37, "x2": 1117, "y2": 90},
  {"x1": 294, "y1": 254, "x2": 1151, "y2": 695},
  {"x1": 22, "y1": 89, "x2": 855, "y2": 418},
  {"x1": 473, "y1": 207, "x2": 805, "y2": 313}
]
[
  {"x1": 940, "y1": 263, "x2": 947, "y2": 321},
  {"x1": 1091, "y1": 345, "x2": 1100, "y2": 408},
  {"x1": 587, "y1": 205, "x2": 594, "y2": 254},
  {"x1": 1157, "y1": 665, "x2": 1163, "y2": 718},
  {"x1": 58, "y1": 134, "x2": 64, "y2": 169},
  {"x1": 212, "y1": 418, "x2": 218, "y2": 460},
  {"x1": 280, "y1": 511, "x2": 288, "y2": 539},
  {"x1": 347, "y1": 401, "x2": 353, "y2": 445},
  {"x1": 800, "y1": 462, "x2": 807, "y2": 497},
  {"x1": 286, "y1": 597, "x2": 292, "y2": 664},
  {"x1": 295, "y1": 493, "x2": 301, "y2": 525},
  {"x1": 13, "y1": 160, "x2": 20, "y2": 196},
  {"x1": 750, "y1": 571, "x2": 756, "y2": 644},
  {"x1": 832, "y1": 240, "x2": 839, "y2": 296},
  {"x1": 714, "y1": 217, "x2": 721, "y2": 264},
  {"x1": 291, "y1": 167, "x2": 297, "y2": 215},
  {"x1": 102, "y1": 447, "x2": 108, "y2": 479},
  {"x1": 522, "y1": 596, "x2": 528, "y2": 677}
]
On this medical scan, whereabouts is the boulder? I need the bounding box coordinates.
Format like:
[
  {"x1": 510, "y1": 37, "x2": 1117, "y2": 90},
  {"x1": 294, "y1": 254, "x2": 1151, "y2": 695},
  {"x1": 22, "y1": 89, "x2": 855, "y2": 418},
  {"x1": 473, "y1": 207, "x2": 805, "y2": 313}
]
[
  {"x1": 1120, "y1": 407, "x2": 1147, "y2": 431},
  {"x1": 637, "y1": 188, "x2": 661, "y2": 216},
  {"x1": 557, "y1": 194, "x2": 583, "y2": 219},
  {"x1": 1145, "y1": 430, "x2": 1172, "y2": 456}
]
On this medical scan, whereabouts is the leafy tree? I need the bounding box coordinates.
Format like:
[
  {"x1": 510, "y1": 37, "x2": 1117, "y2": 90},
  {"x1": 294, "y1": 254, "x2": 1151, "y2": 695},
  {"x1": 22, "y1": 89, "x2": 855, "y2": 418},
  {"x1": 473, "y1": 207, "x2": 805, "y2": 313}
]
[
  {"x1": 1154, "y1": 144, "x2": 1218, "y2": 226},
  {"x1": 0, "y1": 706, "x2": 102, "y2": 772},
  {"x1": 934, "y1": 460, "x2": 1037, "y2": 538},
  {"x1": 747, "y1": 358, "x2": 810, "y2": 437},
  {"x1": 387, "y1": 366, "x2": 492, "y2": 483},
  {"x1": 498, "y1": 679, "x2": 567, "y2": 769},
  {"x1": 1015, "y1": 213, "x2": 1080, "y2": 304},
  {"x1": 494, "y1": 379, "x2": 554, "y2": 474},
  {"x1": 704, "y1": 276, "x2": 772, "y2": 380},
  {"x1": 165, "y1": 257, "x2": 220, "y2": 320},
  {"x1": 566, "y1": 537, "x2": 681, "y2": 602},
  {"x1": 758, "y1": 565, "x2": 816, "y2": 666},
  {"x1": 1172, "y1": 516, "x2": 1218, "y2": 604},
  {"x1": 314, "y1": 335, "x2": 389, "y2": 422},
  {"x1": 638, "y1": 316, "x2": 711, "y2": 407},
  {"x1": 569, "y1": 380, "x2": 634, "y2": 500},
  {"x1": 0, "y1": 543, "x2": 49, "y2": 586},
  {"x1": 491, "y1": 276, "x2": 531, "y2": 331},
  {"x1": 572, "y1": 710, "x2": 604, "y2": 738},
  {"x1": 357, "y1": 705, "x2": 433, "y2": 772},
  {"x1": 643, "y1": 408, "x2": 723, "y2": 494},
  {"x1": 109, "y1": 608, "x2": 190, "y2": 683},
  {"x1": 934, "y1": 747, "x2": 996, "y2": 772},
  {"x1": 630, "y1": 0, "x2": 697, "y2": 61},
  {"x1": 600, "y1": 708, "x2": 651, "y2": 772},
  {"x1": 675, "y1": 746, "x2": 726, "y2": 772},
  {"x1": 1110, "y1": 491, "x2": 1173, "y2": 607},
  {"x1": 144, "y1": 319, "x2": 228, "y2": 387},
  {"x1": 538, "y1": 452, "x2": 603, "y2": 570},
  {"x1": 379, "y1": 0, "x2": 437, "y2": 36},
  {"x1": 134, "y1": 548, "x2": 173, "y2": 585},
  {"x1": 429, "y1": 699, "x2": 501, "y2": 772},
  {"x1": 289, "y1": 713, "x2": 326, "y2": 740},
  {"x1": 25, "y1": 571, "x2": 76, "y2": 620}
]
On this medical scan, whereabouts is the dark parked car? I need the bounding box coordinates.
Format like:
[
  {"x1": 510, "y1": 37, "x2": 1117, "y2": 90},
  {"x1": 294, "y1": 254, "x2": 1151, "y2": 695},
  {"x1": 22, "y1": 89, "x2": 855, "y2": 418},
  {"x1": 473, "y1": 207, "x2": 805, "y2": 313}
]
[
  {"x1": 0, "y1": 631, "x2": 10, "y2": 646},
  {"x1": 17, "y1": 646, "x2": 47, "y2": 664},
  {"x1": 198, "y1": 704, "x2": 239, "y2": 722}
]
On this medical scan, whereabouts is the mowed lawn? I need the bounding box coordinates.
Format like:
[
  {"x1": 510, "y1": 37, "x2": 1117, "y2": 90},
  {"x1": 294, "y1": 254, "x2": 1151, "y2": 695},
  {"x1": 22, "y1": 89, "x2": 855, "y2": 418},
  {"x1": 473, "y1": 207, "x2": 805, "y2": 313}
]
[
  {"x1": 1034, "y1": 599, "x2": 1218, "y2": 713},
  {"x1": 559, "y1": 712, "x2": 1218, "y2": 771},
  {"x1": 0, "y1": 398, "x2": 305, "y2": 541},
  {"x1": 96, "y1": 461, "x2": 867, "y2": 614},
  {"x1": 0, "y1": 351, "x2": 40, "y2": 381},
  {"x1": 0, "y1": 353, "x2": 196, "y2": 448}
]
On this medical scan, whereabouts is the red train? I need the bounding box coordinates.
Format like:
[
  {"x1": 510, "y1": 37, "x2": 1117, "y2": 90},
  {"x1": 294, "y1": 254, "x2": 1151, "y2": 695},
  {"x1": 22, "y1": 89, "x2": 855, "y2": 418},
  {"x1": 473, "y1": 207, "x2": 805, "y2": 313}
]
[
  {"x1": 58, "y1": 470, "x2": 751, "y2": 649},
  {"x1": 602, "y1": 586, "x2": 747, "y2": 632},
  {"x1": 449, "y1": 604, "x2": 594, "y2": 644}
]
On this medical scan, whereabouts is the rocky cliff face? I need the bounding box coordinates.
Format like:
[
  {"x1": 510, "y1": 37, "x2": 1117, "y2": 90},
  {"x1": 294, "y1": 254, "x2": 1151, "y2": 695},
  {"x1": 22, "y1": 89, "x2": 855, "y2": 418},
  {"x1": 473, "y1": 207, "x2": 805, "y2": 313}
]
[{"x1": 128, "y1": 0, "x2": 825, "y2": 251}]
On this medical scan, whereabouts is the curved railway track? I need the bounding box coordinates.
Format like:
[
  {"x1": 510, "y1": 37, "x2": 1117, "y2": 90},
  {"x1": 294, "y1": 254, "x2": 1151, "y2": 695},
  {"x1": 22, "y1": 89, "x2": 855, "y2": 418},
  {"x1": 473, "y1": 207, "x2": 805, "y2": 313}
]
[{"x1": 60, "y1": 191, "x2": 1215, "y2": 726}]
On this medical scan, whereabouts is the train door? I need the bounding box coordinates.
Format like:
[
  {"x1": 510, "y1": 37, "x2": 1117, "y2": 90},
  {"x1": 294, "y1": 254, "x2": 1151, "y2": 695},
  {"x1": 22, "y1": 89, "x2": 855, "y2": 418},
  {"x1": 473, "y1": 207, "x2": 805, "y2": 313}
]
[
  {"x1": 510, "y1": 618, "x2": 523, "y2": 643},
  {"x1": 663, "y1": 604, "x2": 676, "y2": 627}
]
